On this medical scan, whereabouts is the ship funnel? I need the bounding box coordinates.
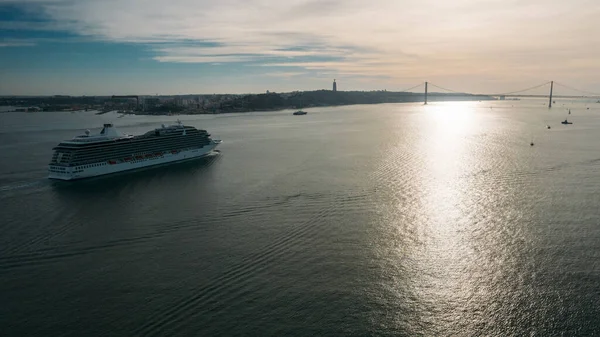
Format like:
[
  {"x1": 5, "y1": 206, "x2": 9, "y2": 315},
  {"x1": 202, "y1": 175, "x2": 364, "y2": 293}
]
[{"x1": 100, "y1": 123, "x2": 123, "y2": 138}]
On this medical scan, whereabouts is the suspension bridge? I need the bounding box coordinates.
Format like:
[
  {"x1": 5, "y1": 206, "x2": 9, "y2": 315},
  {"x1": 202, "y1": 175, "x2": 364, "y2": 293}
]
[{"x1": 397, "y1": 81, "x2": 600, "y2": 108}]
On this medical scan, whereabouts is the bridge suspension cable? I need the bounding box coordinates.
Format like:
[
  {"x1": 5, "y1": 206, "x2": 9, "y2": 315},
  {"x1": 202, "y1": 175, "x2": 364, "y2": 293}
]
[
  {"x1": 426, "y1": 81, "x2": 554, "y2": 96},
  {"x1": 427, "y1": 83, "x2": 466, "y2": 94},
  {"x1": 398, "y1": 83, "x2": 424, "y2": 92},
  {"x1": 395, "y1": 80, "x2": 599, "y2": 98},
  {"x1": 553, "y1": 82, "x2": 600, "y2": 97},
  {"x1": 492, "y1": 81, "x2": 551, "y2": 96}
]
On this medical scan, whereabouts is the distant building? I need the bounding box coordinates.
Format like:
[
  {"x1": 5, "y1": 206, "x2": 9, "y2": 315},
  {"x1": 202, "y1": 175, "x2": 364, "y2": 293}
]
[
  {"x1": 333, "y1": 79, "x2": 337, "y2": 92},
  {"x1": 143, "y1": 97, "x2": 161, "y2": 111}
]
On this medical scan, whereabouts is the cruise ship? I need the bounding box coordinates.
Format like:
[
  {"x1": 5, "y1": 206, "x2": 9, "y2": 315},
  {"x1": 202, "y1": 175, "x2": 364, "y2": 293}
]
[{"x1": 48, "y1": 121, "x2": 221, "y2": 180}]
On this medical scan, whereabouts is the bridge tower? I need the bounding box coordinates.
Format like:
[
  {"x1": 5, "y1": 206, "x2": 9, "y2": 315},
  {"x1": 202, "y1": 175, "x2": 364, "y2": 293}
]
[{"x1": 548, "y1": 81, "x2": 554, "y2": 108}]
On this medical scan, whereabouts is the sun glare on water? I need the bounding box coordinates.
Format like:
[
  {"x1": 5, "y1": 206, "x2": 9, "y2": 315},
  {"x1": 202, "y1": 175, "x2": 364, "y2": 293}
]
[{"x1": 425, "y1": 101, "x2": 477, "y2": 135}]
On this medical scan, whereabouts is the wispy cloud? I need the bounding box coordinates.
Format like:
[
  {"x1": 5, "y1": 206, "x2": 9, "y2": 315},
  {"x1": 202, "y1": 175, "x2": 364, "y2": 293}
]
[
  {"x1": 264, "y1": 71, "x2": 308, "y2": 78},
  {"x1": 0, "y1": 39, "x2": 36, "y2": 47},
  {"x1": 2, "y1": 0, "x2": 600, "y2": 90}
]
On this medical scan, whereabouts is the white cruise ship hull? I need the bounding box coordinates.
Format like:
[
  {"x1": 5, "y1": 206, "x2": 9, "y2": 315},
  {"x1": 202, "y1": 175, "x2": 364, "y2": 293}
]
[{"x1": 48, "y1": 142, "x2": 220, "y2": 181}]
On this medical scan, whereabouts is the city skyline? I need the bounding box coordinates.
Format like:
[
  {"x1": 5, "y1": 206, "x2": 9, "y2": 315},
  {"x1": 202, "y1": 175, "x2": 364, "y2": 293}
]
[{"x1": 1, "y1": 0, "x2": 599, "y2": 96}]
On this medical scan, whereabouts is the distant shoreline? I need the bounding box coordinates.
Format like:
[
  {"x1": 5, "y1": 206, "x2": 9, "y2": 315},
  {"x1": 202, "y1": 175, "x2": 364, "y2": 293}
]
[
  {"x1": 128, "y1": 96, "x2": 495, "y2": 116},
  {"x1": 0, "y1": 97, "x2": 493, "y2": 115},
  {"x1": 129, "y1": 91, "x2": 497, "y2": 115},
  {"x1": 1, "y1": 90, "x2": 496, "y2": 116}
]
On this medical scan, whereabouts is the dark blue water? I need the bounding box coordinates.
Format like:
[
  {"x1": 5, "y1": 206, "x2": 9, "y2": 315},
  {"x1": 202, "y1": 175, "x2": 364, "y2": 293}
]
[{"x1": 1, "y1": 100, "x2": 600, "y2": 336}]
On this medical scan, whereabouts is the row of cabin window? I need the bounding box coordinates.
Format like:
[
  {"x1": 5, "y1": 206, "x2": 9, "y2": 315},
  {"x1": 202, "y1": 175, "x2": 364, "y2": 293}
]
[
  {"x1": 76, "y1": 163, "x2": 107, "y2": 169},
  {"x1": 64, "y1": 133, "x2": 208, "y2": 151},
  {"x1": 70, "y1": 146, "x2": 197, "y2": 165},
  {"x1": 69, "y1": 140, "x2": 209, "y2": 157}
]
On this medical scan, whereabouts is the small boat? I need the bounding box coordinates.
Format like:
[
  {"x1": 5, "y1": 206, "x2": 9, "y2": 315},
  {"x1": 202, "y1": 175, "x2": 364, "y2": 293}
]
[
  {"x1": 293, "y1": 110, "x2": 307, "y2": 115},
  {"x1": 530, "y1": 142, "x2": 534, "y2": 146},
  {"x1": 561, "y1": 119, "x2": 573, "y2": 125},
  {"x1": 547, "y1": 125, "x2": 551, "y2": 129}
]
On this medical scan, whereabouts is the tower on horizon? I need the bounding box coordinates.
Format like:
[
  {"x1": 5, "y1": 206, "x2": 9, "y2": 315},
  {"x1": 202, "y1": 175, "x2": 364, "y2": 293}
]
[{"x1": 333, "y1": 79, "x2": 337, "y2": 92}]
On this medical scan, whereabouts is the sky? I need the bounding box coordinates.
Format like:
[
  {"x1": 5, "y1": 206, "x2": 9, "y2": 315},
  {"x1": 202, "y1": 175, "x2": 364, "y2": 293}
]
[{"x1": 1, "y1": 0, "x2": 599, "y2": 95}]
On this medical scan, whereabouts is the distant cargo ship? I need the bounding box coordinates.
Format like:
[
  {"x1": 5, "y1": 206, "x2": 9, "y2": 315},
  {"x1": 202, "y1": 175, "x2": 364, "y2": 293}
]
[{"x1": 48, "y1": 121, "x2": 221, "y2": 180}]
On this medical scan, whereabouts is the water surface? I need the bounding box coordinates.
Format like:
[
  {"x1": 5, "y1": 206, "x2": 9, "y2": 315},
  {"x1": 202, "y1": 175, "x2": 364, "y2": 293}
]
[{"x1": 1, "y1": 100, "x2": 600, "y2": 336}]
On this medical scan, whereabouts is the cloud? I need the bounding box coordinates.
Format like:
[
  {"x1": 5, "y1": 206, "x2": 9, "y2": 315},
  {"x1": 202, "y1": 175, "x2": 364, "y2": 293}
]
[
  {"x1": 2, "y1": 0, "x2": 600, "y2": 89},
  {"x1": 154, "y1": 55, "x2": 261, "y2": 63},
  {"x1": 264, "y1": 71, "x2": 307, "y2": 78},
  {"x1": 0, "y1": 39, "x2": 36, "y2": 47}
]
